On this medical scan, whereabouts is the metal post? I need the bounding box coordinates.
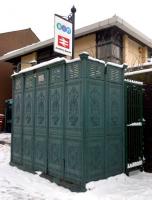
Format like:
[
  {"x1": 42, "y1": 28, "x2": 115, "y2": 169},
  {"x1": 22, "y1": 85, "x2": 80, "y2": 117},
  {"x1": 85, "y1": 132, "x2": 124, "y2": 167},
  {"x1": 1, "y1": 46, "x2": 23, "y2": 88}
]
[{"x1": 71, "y1": 6, "x2": 76, "y2": 59}]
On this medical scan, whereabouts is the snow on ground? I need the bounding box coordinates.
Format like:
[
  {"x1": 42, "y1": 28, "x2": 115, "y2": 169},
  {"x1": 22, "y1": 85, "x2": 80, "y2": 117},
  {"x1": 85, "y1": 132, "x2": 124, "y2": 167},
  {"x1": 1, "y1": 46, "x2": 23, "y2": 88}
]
[{"x1": 0, "y1": 133, "x2": 152, "y2": 200}]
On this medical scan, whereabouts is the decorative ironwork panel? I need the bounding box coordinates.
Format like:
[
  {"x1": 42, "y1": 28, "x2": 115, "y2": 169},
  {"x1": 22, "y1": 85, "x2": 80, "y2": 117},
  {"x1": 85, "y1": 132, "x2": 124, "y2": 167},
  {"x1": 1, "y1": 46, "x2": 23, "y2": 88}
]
[
  {"x1": 66, "y1": 62, "x2": 80, "y2": 80},
  {"x1": 48, "y1": 138, "x2": 63, "y2": 177},
  {"x1": 24, "y1": 92, "x2": 33, "y2": 127},
  {"x1": 50, "y1": 66, "x2": 63, "y2": 84},
  {"x1": 50, "y1": 88, "x2": 62, "y2": 127},
  {"x1": 15, "y1": 77, "x2": 22, "y2": 91},
  {"x1": 35, "y1": 90, "x2": 47, "y2": 128},
  {"x1": 34, "y1": 71, "x2": 48, "y2": 172},
  {"x1": 65, "y1": 140, "x2": 82, "y2": 182},
  {"x1": 11, "y1": 55, "x2": 125, "y2": 189},
  {"x1": 12, "y1": 135, "x2": 22, "y2": 164},
  {"x1": 88, "y1": 85, "x2": 103, "y2": 128},
  {"x1": 105, "y1": 136, "x2": 123, "y2": 177},
  {"x1": 36, "y1": 71, "x2": 47, "y2": 87},
  {"x1": 110, "y1": 87, "x2": 121, "y2": 126},
  {"x1": 88, "y1": 61, "x2": 104, "y2": 80},
  {"x1": 107, "y1": 66, "x2": 122, "y2": 83},
  {"x1": 86, "y1": 81, "x2": 104, "y2": 138},
  {"x1": 23, "y1": 135, "x2": 33, "y2": 168},
  {"x1": 34, "y1": 87, "x2": 47, "y2": 171},
  {"x1": 86, "y1": 138, "x2": 104, "y2": 181},
  {"x1": 66, "y1": 85, "x2": 81, "y2": 128},
  {"x1": 106, "y1": 83, "x2": 122, "y2": 135},
  {"x1": 25, "y1": 75, "x2": 34, "y2": 89},
  {"x1": 34, "y1": 137, "x2": 47, "y2": 171},
  {"x1": 13, "y1": 93, "x2": 22, "y2": 127}
]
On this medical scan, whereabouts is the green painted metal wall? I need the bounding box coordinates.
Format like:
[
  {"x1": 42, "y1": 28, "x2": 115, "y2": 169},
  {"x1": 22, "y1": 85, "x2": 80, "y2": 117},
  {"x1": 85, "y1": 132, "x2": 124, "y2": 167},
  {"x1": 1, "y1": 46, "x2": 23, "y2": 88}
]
[{"x1": 11, "y1": 53, "x2": 125, "y2": 188}]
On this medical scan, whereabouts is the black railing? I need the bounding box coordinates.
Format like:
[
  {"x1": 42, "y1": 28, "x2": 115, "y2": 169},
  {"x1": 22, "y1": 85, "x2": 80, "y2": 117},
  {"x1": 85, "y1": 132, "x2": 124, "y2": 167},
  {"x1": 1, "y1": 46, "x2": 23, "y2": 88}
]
[{"x1": 125, "y1": 80, "x2": 144, "y2": 174}]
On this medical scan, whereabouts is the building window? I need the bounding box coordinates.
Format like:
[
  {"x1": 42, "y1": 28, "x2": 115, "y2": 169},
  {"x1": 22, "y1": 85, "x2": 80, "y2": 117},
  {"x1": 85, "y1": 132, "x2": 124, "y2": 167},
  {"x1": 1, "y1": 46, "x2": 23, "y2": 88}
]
[
  {"x1": 96, "y1": 27, "x2": 123, "y2": 64},
  {"x1": 37, "y1": 46, "x2": 62, "y2": 64}
]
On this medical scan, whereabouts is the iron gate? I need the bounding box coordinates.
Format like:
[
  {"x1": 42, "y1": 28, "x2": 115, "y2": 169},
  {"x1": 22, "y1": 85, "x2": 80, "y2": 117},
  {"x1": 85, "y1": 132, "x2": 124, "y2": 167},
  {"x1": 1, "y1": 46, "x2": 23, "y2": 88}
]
[
  {"x1": 125, "y1": 80, "x2": 144, "y2": 174},
  {"x1": 144, "y1": 84, "x2": 152, "y2": 172}
]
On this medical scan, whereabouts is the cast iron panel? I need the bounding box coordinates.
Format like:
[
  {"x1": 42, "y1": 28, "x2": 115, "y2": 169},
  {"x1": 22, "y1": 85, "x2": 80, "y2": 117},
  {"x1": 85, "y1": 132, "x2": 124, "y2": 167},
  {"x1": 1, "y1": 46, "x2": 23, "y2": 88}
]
[
  {"x1": 64, "y1": 139, "x2": 83, "y2": 183},
  {"x1": 87, "y1": 60, "x2": 105, "y2": 80},
  {"x1": 14, "y1": 77, "x2": 22, "y2": 91},
  {"x1": 50, "y1": 64, "x2": 64, "y2": 84},
  {"x1": 34, "y1": 136, "x2": 47, "y2": 171},
  {"x1": 85, "y1": 138, "x2": 105, "y2": 182},
  {"x1": 105, "y1": 136, "x2": 123, "y2": 177},
  {"x1": 87, "y1": 81, "x2": 104, "y2": 136},
  {"x1": 35, "y1": 89, "x2": 47, "y2": 128},
  {"x1": 66, "y1": 62, "x2": 80, "y2": 80},
  {"x1": 66, "y1": 84, "x2": 81, "y2": 128},
  {"x1": 11, "y1": 133, "x2": 22, "y2": 164},
  {"x1": 22, "y1": 74, "x2": 35, "y2": 169},
  {"x1": 106, "y1": 83, "x2": 123, "y2": 135},
  {"x1": 34, "y1": 70, "x2": 48, "y2": 172},
  {"x1": 11, "y1": 54, "x2": 125, "y2": 189},
  {"x1": 12, "y1": 76, "x2": 23, "y2": 165},
  {"x1": 48, "y1": 85, "x2": 64, "y2": 177},
  {"x1": 48, "y1": 137, "x2": 63, "y2": 177},
  {"x1": 106, "y1": 65, "x2": 123, "y2": 84},
  {"x1": 13, "y1": 93, "x2": 22, "y2": 127},
  {"x1": 50, "y1": 87, "x2": 63, "y2": 128},
  {"x1": 25, "y1": 75, "x2": 34, "y2": 89},
  {"x1": 22, "y1": 134, "x2": 33, "y2": 168},
  {"x1": 24, "y1": 92, "x2": 34, "y2": 127},
  {"x1": 36, "y1": 71, "x2": 47, "y2": 87}
]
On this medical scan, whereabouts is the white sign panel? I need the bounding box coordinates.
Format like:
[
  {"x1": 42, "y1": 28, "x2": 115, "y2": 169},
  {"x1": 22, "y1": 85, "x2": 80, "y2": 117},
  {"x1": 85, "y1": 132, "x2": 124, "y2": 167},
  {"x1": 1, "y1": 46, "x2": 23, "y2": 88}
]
[{"x1": 54, "y1": 14, "x2": 72, "y2": 57}]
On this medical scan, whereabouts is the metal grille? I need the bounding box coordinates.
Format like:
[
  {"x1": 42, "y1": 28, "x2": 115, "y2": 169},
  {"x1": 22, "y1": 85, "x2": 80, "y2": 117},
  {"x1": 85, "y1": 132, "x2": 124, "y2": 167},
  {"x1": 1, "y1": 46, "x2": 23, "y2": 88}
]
[
  {"x1": 67, "y1": 63, "x2": 80, "y2": 80},
  {"x1": 125, "y1": 80, "x2": 144, "y2": 174},
  {"x1": 110, "y1": 68, "x2": 120, "y2": 82}
]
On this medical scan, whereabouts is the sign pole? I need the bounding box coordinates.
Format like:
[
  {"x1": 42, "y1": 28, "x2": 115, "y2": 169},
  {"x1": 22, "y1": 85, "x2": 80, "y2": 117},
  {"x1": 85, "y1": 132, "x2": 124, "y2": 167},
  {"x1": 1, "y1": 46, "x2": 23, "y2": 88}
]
[
  {"x1": 54, "y1": 6, "x2": 76, "y2": 58},
  {"x1": 71, "y1": 6, "x2": 76, "y2": 59}
]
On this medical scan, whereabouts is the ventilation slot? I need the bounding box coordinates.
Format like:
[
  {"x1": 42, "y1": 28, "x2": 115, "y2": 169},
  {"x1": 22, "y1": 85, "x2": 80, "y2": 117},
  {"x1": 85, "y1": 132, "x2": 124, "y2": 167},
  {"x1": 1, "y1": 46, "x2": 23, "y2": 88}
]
[
  {"x1": 110, "y1": 69, "x2": 120, "y2": 82},
  {"x1": 68, "y1": 64, "x2": 80, "y2": 79}
]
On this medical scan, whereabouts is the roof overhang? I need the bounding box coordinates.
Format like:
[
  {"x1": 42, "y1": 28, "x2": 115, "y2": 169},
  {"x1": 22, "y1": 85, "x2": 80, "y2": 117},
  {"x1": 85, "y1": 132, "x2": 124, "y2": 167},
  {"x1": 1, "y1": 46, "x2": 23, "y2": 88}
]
[
  {"x1": 0, "y1": 38, "x2": 54, "y2": 62},
  {"x1": 125, "y1": 63, "x2": 152, "y2": 84},
  {"x1": 1, "y1": 15, "x2": 152, "y2": 62}
]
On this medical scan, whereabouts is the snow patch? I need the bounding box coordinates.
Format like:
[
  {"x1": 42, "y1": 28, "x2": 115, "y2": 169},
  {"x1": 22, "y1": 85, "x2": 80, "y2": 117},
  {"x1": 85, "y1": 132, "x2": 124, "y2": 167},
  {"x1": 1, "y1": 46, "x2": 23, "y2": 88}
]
[
  {"x1": 127, "y1": 122, "x2": 142, "y2": 127},
  {"x1": 127, "y1": 160, "x2": 143, "y2": 169},
  {"x1": 125, "y1": 67, "x2": 152, "y2": 76},
  {"x1": 66, "y1": 57, "x2": 80, "y2": 63},
  {"x1": 125, "y1": 79, "x2": 143, "y2": 85},
  {"x1": 88, "y1": 56, "x2": 105, "y2": 64},
  {"x1": 106, "y1": 61, "x2": 125, "y2": 68},
  {"x1": 1, "y1": 133, "x2": 152, "y2": 199},
  {"x1": 12, "y1": 57, "x2": 66, "y2": 76},
  {"x1": 81, "y1": 51, "x2": 89, "y2": 55}
]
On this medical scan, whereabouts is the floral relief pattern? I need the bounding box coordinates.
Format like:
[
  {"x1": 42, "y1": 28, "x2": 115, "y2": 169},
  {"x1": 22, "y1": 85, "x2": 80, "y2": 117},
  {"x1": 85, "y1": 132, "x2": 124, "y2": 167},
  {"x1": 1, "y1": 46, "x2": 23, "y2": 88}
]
[
  {"x1": 25, "y1": 76, "x2": 33, "y2": 88},
  {"x1": 37, "y1": 92, "x2": 45, "y2": 125},
  {"x1": 111, "y1": 91, "x2": 119, "y2": 126},
  {"x1": 25, "y1": 94, "x2": 32, "y2": 125},
  {"x1": 15, "y1": 95, "x2": 21, "y2": 125},
  {"x1": 15, "y1": 79, "x2": 22, "y2": 90},
  {"x1": 51, "y1": 89, "x2": 60, "y2": 126},
  {"x1": 68, "y1": 87, "x2": 79, "y2": 126},
  {"x1": 90, "y1": 88, "x2": 100, "y2": 127}
]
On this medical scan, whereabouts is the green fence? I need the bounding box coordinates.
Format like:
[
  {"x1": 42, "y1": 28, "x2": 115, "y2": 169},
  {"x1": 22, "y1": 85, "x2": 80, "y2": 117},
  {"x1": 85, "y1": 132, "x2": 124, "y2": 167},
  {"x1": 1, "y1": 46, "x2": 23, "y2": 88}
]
[
  {"x1": 11, "y1": 53, "x2": 126, "y2": 190},
  {"x1": 125, "y1": 80, "x2": 144, "y2": 174}
]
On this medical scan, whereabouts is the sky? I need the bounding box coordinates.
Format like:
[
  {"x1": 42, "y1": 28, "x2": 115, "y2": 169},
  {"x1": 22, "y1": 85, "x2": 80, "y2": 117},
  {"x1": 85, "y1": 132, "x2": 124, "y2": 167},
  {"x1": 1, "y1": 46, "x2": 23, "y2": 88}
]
[{"x1": 1, "y1": 0, "x2": 152, "y2": 41}]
